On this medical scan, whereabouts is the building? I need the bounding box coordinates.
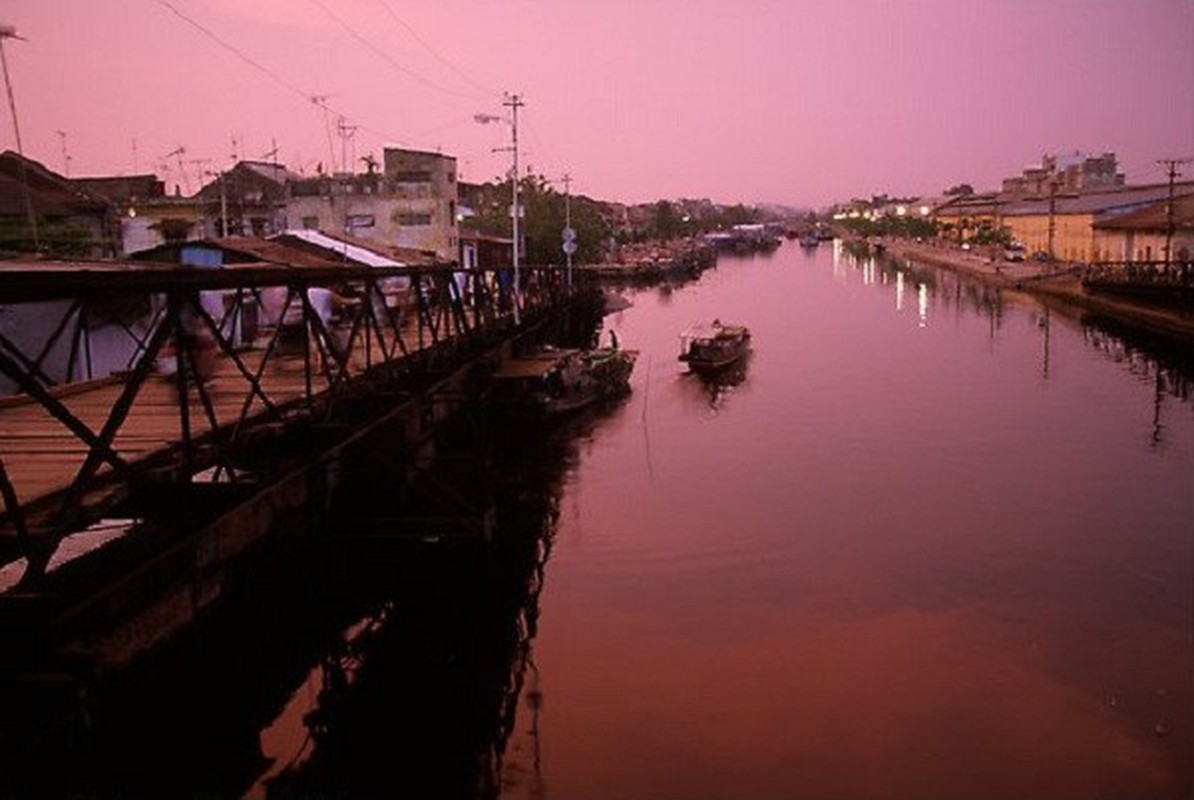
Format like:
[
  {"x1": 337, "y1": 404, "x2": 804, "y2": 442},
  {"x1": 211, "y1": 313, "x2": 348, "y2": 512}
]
[
  {"x1": 459, "y1": 230, "x2": 513, "y2": 270},
  {"x1": 72, "y1": 173, "x2": 180, "y2": 256},
  {"x1": 0, "y1": 151, "x2": 117, "y2": 257},
  {"x1": 192, "y1": 160, "x2": 302, "y2": 238},
  {"x1": 286, "y1": 147, "x2": 459, "y2": 262},
  {"x1": 1002, "y1": 151, "x2": 1124, "y2": 197},
  {"x1": 1092, "y1": 192, "x2": 1194, "y2": 263},
  {"x1": 1000, "y1": 182, "x2": 1194, "y2": 262}
]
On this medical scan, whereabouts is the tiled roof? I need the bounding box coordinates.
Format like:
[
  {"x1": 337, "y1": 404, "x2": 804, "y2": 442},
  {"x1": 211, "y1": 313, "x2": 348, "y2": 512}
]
[{"x1": 1001, "y1": 182, "x2": 1194, "y2": 216}]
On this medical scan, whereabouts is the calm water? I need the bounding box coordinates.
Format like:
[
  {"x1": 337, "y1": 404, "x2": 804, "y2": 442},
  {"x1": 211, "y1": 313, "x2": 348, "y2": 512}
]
[
  {"x1": 7, "y1": 241, "x2": 1192, "y2": 799},
  {"x1": 494, "y1": 242, "x2": 1194, "y2": 799}
]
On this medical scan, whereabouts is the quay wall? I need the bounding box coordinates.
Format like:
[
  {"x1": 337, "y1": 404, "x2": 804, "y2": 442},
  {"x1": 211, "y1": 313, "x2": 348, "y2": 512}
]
[{"x1": 880, "y1": 238, "x2": 1194, "y2": 343}]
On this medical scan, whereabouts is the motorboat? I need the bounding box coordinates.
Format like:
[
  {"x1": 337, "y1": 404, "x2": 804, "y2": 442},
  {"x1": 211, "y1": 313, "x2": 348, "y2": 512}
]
[
  {"x1": 491, "y1": 345, "x2": 637, "y2": 417},
  {"x1": 678, "y1": 320, "x2": 751, "y2": 372}
]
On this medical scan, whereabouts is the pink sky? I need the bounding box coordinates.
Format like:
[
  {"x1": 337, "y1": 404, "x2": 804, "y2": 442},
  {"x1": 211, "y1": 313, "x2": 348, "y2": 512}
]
[{"x1": 3, "y1": 0, "x2": 1191, "y2": 207}]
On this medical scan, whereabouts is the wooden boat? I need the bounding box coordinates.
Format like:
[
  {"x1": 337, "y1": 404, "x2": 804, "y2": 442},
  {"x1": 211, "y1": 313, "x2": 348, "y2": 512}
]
[
  {"x1": 490, "y1": 345, "x2": 637, "y2": 417},
  {"x1": 678, "y1": 320, "x2": 751, "y2": 372}
]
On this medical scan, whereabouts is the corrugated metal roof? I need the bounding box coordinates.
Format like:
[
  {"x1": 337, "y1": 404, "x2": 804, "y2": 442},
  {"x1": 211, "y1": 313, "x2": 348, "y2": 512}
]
[
  {"x1": 215, "y1": 236, "x2": 341, "y2": 267},
  {"x1": 273, "y1": 229, "x2": 405, "y2": 267},
  {"x1": 1001, "y1": 182, "x2": 1194, "y2": 216},
  {"x1": 1093, "y1": 193, "x2": 1194, "y2": 231}
]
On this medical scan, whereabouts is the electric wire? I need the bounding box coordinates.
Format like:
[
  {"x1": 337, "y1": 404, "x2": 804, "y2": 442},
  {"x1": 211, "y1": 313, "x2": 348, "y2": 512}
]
[
  {"x1": 156, "y1": 1, "x2": 418, "y2": 153},
  {"x1": 375, "y1": 0, "x2": 498, "y2": 99},
  {"x1": 307, "y1": 0, "x2": 484, "y2": 101}
]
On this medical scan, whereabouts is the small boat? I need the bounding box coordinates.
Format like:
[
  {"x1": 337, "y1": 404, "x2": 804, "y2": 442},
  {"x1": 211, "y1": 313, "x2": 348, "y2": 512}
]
[
  {"x1": 678, "y1": 320, "x2": 751, "y2": 372},
  {"x1": 491, "y1": 345, "x2": 637, "y2": 418},
  {"x1": 799, "y1": 232, "x2": 820, "y2": 248}
]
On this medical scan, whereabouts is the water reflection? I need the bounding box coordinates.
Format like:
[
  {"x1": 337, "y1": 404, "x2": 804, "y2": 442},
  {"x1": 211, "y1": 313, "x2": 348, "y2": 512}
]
[
  {"x1": 679, "y1": 354, "x2": 751, "y2": 410},
  {"x1": 503, "y1": 240, "x2": 1193, "y2": 798},
  {"x1": 0, "y1": 383, "x2": 610, "y2": 799}
]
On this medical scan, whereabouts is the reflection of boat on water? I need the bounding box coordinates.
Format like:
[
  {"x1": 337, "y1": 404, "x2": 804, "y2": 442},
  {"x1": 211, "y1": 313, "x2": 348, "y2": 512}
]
[
  {"x1": 685, "y1": 352, "x2": 749, "y2": 408},
  {"x1": 678, "y1": 321, "x2": 751, "y2": 373},
  {"x1": 491, "y1": 345, "x2": 638, "y2": 418}
]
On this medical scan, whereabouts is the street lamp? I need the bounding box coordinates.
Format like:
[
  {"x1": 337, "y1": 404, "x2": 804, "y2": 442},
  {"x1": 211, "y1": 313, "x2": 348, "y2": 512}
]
[{"x1": 475, "y1": 93, "x2": 524, "y2": 324}]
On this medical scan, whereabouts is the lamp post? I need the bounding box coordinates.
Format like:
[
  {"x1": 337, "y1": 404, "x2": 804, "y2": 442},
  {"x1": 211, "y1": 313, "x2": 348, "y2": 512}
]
[
  {"x1": 0, "y1": 24, "x2": 37, "y2": 250},
  {"x1": 476, "y1": 92, "x2": 524, "y2": 325}
]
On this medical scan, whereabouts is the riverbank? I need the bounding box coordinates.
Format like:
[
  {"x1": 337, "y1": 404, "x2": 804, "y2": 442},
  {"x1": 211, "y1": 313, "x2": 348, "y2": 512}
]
[{"x1": 879, "y1": 238, "x2": 1194, "y2": 343}]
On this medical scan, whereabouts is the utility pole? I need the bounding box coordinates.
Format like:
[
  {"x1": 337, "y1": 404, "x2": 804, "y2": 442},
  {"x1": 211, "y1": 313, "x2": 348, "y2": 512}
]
[
  {"x1": 503, "y1": 92, "x2": 524, "y2": 324},
  {"x1": 561, "y1": 172, "x2": 574, "y2": 286},
  {"x1": 261, "y1": 139, "x2": 281, "y2": 233},
  {"x1": 1157, "y1": 158, "x2": 1191, "y2": 264},
  {"x1": 0, "y1": 24, "x2": 37, "y2": 250},
  {"x1": 1046, "y1": 178, "x2": 1058, "y2": 262}
]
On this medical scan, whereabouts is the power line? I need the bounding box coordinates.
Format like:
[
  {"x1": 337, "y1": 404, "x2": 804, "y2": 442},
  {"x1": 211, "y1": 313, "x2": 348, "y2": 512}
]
[
  {"x1": 374, "y1": 0, "x2": 496, "y2": 99},
  {"x1": 307, "y1": 0, "x2": 482, "y2": 101},
  {"x1": 156, "y1": 1, "x2": 311, "y2": 105},
  {"x1": 156, "y1": 1, "x2": 418, "y2": 160}
]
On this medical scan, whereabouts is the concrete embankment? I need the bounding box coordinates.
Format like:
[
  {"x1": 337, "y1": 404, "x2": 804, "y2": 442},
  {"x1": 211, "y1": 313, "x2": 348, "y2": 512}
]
[{"x1": 881, "y1": 239, "x2": 1194, "y2": 343}]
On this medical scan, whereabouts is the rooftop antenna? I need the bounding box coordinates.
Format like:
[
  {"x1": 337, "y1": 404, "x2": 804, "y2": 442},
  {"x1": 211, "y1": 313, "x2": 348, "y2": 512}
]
[
  {"x1": 310, "y1": 94, "x2": 337, "y2": 173},
  {"x1": 336, "y1": 117, "x2": 358, "y2": 175},
  {"x1": 161, "y1": 145, "x2": 186, "y2": 193},
  {"x1": 55, "y1": 130, "x2": 70, "y2": 177},
  {"x1": 186, "y1": 156, "x2": 211, "y2": 193},
  {"x1": 260, "y1": 138, "x2": 279, "y2": 165}
]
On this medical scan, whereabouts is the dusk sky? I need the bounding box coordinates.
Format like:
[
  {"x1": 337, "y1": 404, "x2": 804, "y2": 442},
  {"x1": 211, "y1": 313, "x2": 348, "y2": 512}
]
[{"x1": 3, "y1": 0, "x2": 1191, "y2": 208}]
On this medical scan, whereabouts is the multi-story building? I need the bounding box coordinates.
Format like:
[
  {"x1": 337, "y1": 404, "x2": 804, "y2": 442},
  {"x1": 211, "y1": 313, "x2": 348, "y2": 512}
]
[
  {"x1": 0, "y1": 151, "x2": 117, "y2": 257},
  {"x1": 1002, "y1": 151, "x2": 1124, "y2": 197},
  {"x1": 286, "y1": 147, "x2": 459, "y2": 262}
]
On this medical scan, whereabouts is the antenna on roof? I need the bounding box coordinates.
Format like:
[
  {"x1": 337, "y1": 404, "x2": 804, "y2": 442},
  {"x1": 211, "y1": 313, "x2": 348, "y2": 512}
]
[{"x1": 55, "y1": 130, "x2": 70, "y2": 176}]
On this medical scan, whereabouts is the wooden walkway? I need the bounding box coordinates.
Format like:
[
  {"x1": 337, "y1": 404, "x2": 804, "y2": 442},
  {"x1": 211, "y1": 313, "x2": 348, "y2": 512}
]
[{"x1": 0, "y1": 324, "x2": 425, "y2": 515}]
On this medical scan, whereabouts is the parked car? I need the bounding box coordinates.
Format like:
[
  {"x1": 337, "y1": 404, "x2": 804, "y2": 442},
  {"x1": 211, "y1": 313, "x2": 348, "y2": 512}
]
[
  {"x1": 1031, "y1": 251, "x2": 1051, "y2": 263},
  {"x1": 1003, "y1": 243, "x2": 1026, "y2": 262}
]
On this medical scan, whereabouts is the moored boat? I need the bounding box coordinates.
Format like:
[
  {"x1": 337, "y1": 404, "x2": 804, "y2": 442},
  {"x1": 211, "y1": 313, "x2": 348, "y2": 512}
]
[
  {"x1": 678, "y1": 320, "x2": 751, "y2": 372},
  {"x1": 490, "y1": 345, "x2": 637, "y2": 418}
]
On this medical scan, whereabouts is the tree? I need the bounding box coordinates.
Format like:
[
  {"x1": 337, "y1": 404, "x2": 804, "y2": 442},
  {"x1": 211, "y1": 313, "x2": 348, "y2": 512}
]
[
  {"x1": 944, "y1": 183, "x2": 975, "y2": 197},
  {"x1": 462, "y1": 174, "x2": 611, "y2": 265}
]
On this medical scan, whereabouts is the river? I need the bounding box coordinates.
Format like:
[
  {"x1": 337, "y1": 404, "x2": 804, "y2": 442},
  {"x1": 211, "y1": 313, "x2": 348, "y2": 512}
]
[
  {"x1": 7, "y1": 240, "x2": 1191, "y2": 799},
  {"x1": 491, "y1": 240, "x2": 1194, "y2": 798}
]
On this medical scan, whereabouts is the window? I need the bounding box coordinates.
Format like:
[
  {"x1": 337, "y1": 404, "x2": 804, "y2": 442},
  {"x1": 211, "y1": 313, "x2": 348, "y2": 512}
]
[
  {"x1": 397, "y1": 213, "x2": 433, "y2": 226},
  {"x1": 301, "y1": 216, "x2": 319, "y2": 229},
  {"x1": 394, "y1": 170, "x2": 432, "y2": 183}
]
